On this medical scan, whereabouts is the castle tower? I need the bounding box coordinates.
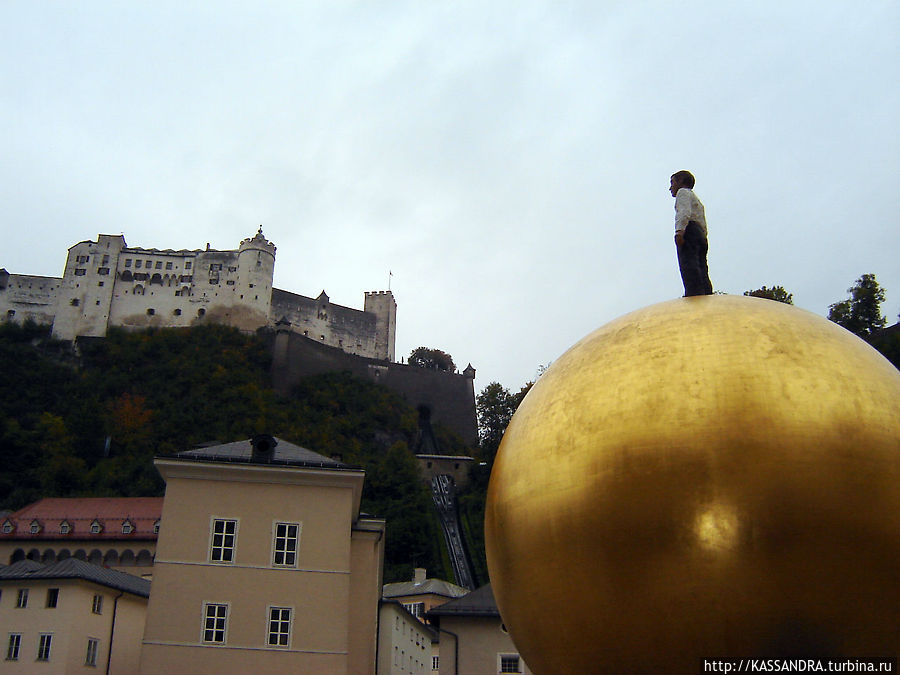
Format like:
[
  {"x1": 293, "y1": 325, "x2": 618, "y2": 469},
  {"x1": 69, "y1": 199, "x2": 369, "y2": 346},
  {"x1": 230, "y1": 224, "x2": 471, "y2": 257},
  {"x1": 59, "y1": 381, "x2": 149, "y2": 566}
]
[
  {"x1": 233, "y1": 227, "x2": 276, "y2": 331},
  {"x1": 52, "y1": 234, "x2": 127, "y2": 340},
  {"x1": 363, "y1": 290, "x2": 396, "y2": 361}
]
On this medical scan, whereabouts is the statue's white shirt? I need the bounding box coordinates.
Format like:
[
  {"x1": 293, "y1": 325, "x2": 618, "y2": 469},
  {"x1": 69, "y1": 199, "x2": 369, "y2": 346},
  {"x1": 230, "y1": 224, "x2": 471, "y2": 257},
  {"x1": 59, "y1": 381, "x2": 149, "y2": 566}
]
[{"x1": 674, "y1": 187, "x2": 707, "y2": 236}]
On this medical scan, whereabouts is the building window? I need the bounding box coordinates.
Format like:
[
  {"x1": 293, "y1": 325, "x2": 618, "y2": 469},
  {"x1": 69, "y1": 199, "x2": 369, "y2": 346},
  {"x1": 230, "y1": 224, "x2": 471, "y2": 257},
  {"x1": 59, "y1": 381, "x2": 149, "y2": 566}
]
[
  {"x1": 173, "y1": 308, "x2": 182, "y2": 316},
  {"x1": 76, "y1": 255, "x2": 89, "y2": 263},
  {"x1": 92, "y1": 594, "x2": 103, "y2": 615},
  {"x1": 197, "y1": 308, "x2": 206, "y2": 317},
  {"x1": 74, "y1": 268, "x2": 86, "y2": 276},
  {"x1": 155, "y1": 261, "x2": 163, "y2": 269},
  {"x1": 185, "y1": 261, "x2": 192, "y2": 269},
  {"x1": 403, "y1": 602, "x2": 424, "y2": 618},
  {"x1": 210, "y1": 519, "x2": 237, "y2": 563},
  {"x1": 97, "y1": 267, "x2": 110, "y2": 275},
  {"x1": 165, "y1": 261, "x2": 173, "y2": 270},
  {"x1": 37, "y1": 634, "x2": 52, "y2": 661},
  {"x1": 6, "y1": 310, "x2": 14, "y2": 318},
  {"x1": 272, "y1": 522, "x2": 299, "y2": 567},
  {"x1": 226, "y1": 280, "x2": 235, "y2": 285},
  {"x1": 98, "y1": 281, "x2": 104, "y2": 287},
  {"x1": 102, "y1": 255, "x2": 110, "y2": 264},
  {"x1": 1, "y1": 520, "x2": 12, "y2": 534},
  {"x1": 60, "y1": 521, "x2": 70, "y2": 534},
  {"x1": 46, "y1": 588, "x2": 59, "y2": 608},
  {"x1": 6, "y1": 633, "x2": 21, "y2": 661},
  {"x1": 499, "y1": 654, "x2": 522, "y2": 673},
  {"x1": 70, "y1": 298, "x2": 80, "y2": 306},
  {"x1": 267, "y1": 607, "x2": 292, "y2": 647},
  {"x1": 145, "y1": 260, "x2": 152, "y2": 268},
  {"x1": 85, "y1": 638, "x2": 99, "y2": 667},
  {"x1": 125, "y1": 259, "x2": 132, "y2": 267},
  {"x1": 29, "y1": 520, "x2": 41, "y2": 534},
  {"x1": 135, "y1": 260, "x2": 142, "y2": 268},
  {"x1": 203, "y1": 603, "x2": 228, "y2": 643},
  {"x1": 153, "y1": 520, "x2": 160, "y2": 534},
  {"x1": 122, "y1": 520, "x2": 134, "y2": 534},
  {"x1": 16, "y1": 589, "x2": 28, "y2": 608},
  {"x1": 433, "y1": 655, "x2": 439, "y2": 670},
  {"x1": 90, "y1": 520, "x2": 102, "y2": 534},
  {"x1": 146, "y1": 308, "x2": 155, "y2": 316}
]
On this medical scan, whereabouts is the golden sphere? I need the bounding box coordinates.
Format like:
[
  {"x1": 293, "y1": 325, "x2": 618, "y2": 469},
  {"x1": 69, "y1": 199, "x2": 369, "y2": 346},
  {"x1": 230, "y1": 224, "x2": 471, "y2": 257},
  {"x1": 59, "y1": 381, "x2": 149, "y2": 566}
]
[{"x1": 485, "y1": 295, "x2": 900, "y2": 673}]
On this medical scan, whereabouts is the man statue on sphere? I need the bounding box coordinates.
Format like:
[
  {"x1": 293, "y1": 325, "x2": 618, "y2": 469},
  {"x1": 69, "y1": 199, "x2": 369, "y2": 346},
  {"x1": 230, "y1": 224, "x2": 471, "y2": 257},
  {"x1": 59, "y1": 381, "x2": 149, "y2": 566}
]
[{"x1": 670, "y1": 170, "x2": 713, "y2": 296}]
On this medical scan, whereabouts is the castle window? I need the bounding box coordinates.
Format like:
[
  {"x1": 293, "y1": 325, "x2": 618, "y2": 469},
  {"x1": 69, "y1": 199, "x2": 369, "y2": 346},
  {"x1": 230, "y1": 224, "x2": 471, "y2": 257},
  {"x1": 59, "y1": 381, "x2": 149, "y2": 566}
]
[
  {"x1": 102, "y1": 255, "x2": 110, "y2": 264},
  {"x1": 249, "y1": 283, "x2": 254, "y2": 288},
  {"x1": 30, "y1": 520, "x2": 41, "y2": 534},
  {"x1": 155, "y1": 261, "x2": 163, "y2": 269},
  {"x1": 60, "y1": 521, "x2": 70, "y2": 535},
  {"x1": 203, "y1": 603, "x2": 228, "y2": 643},
  {"x1": 165, "y1": 262, "x2": 173, "y2": 270},
  {"x1": 185, "y1": 261, "x2": 192, "y2": 269},
  {"x1": 133, "y1": 285, "x2": 144, "y2": 296},
  {"x1": 198, "y1": 308, "x2": 206, "y2": 317},
  {"x1": 95, "y1": 300, "x2": 100, "y2": 306},
  {"x1": 145, "y1": 260, "x2": 152, "y2": 267},
  {"x1": 97, "y1": 267, "x2": 110, "y2": 275},
  {"x1": 272, "y1": 522, "x2": 300, "y2": 567},
  {"x1": 125, "y1": 259, "x2": 132, "y2": 267},
  {"x1": 70, "y1": 299, "x2": 80, "y2": 306},
  {"x1": 135, "y1": 260, "x2": 142, "y2": 268},
  {"x1": 120, "y1": 270, "x2": 133, "y2": 281},
  {"x1": 90, "y1": 520, "x2": 102, "y2": 534},
  {"x1": 173, "y1": 308, "x2": 182, "y2": 316},
  {"x1": 228, "y1": 266, "x2": 237, "y2": 272},
  {"x1": 122, "y1": 520, "x2": 134, "y2": 534},
  {"x1": 98, "y1": 281, "x2": 104, "y2": 287},
  {"x1": 7, "y1": 309, "x2": 14, "y2": 318},
  {"x1": 209, "y1": 518, "x2": 237, "y2": 563},
  {"x1": 180, "y1": 275, "x2": 192, "y2": 283},
  {"x1": 146, "y1": 308, "x2": 155, "y2": 316},
  {"x1": 74, "y1": 268, "x2": 86, "y2": 276},
  {"x1": 226, "y1": 280, "x2": 235, "y2": 285},
  {"x1": 1, "y1": 520, "x2": 12, "y2": 533},
  {"x1": 267, "y1": 607, "x2": 292, "y2": 647}
]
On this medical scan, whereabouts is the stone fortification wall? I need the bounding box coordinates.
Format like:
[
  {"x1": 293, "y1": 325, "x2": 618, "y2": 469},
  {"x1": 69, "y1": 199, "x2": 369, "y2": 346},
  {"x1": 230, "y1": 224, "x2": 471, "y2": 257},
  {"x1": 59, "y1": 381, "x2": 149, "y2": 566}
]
[
  {"x1": 0, "y1": 270, "x2": 60, "y2": 327},
  {"x1": 271, "y1": 328, "x2": 477, "y2": 447}
]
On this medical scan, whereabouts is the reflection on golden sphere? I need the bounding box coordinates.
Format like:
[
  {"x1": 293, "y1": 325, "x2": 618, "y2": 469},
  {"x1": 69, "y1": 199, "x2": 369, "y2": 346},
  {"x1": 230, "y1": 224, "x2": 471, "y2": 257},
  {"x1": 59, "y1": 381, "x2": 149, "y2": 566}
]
[{"x1": 485, "y1": 295, "x2": 900, "y2": 673}]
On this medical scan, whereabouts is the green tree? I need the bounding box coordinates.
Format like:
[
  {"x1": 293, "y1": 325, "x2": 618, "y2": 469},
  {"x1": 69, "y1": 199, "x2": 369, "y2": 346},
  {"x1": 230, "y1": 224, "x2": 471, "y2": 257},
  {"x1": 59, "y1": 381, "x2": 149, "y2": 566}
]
[
  {"x1": 408, "y1": 347, "x2": 455, "y2": 372},
  {"x1": 744, "y1": 286, "x2": 794, "y2": 304},
  {"x1": 827, "y1": 274, "x2": 886, "y2": 339}
]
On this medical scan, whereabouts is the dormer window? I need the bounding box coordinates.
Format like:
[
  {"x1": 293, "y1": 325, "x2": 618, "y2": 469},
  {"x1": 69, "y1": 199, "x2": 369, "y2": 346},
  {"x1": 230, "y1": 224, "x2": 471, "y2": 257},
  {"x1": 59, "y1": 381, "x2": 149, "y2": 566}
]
[
  {"x1": 90, "y1": 520, "x2": 103, "y2": 534},
  {"x1": 122, "y1": 520, "x2": 134, "y2": 535},
  {"x1": 1, "y1": 520, "x2": 12, "y2": 534},
  {"x1": 153, "y1": 520, "x2": 161, "y2": 534},
  {"x1": 59, "y1": 521, "x2": 71, "y2": 535},
  {"x1": 30, "y1": 520, "x2": 42, "y2": 535}
]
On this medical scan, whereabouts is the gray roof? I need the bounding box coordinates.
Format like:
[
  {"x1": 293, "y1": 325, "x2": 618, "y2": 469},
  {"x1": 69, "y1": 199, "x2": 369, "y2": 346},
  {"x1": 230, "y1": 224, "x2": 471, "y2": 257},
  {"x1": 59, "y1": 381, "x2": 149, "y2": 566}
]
[
  {"x1": 427, "y1": 583, "x2": 500, "y2": 617},
  {"x1": 174, "y1": 436, "x2": 359, "y2": 470},
  {"x1": 0, "y1": 558, "x2": 150, "y2": 598},
  {"x1": 383, "y1": 577, "x2": 469, "y2": 601}
]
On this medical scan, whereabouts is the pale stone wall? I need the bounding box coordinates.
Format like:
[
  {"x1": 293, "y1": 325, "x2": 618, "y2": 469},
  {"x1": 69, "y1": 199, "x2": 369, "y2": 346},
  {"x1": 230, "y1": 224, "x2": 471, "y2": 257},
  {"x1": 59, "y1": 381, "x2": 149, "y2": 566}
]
[
  {"x1": 436, "y1": 616, "x2": 531, "y2": 675},
  {"x1": 376, "y1": 603, "x2": 432, "y2": 675},
  {"x1": 0, "y1": 271, "x2": 60, "y2": 327}
]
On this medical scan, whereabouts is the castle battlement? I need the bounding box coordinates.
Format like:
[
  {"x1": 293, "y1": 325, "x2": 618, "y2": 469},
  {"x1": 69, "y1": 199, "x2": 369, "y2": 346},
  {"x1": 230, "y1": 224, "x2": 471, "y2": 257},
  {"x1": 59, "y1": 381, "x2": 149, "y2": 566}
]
[{"x1": 1, "y1": 230, "x2": 396, "y2": 361}]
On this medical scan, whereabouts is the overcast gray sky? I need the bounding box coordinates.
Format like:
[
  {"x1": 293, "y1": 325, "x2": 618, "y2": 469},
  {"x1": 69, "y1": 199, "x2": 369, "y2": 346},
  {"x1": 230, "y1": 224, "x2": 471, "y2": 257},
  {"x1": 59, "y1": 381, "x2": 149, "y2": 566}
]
[{"x1": 2, "y1": 1, "x2": 898, "y2": 391}]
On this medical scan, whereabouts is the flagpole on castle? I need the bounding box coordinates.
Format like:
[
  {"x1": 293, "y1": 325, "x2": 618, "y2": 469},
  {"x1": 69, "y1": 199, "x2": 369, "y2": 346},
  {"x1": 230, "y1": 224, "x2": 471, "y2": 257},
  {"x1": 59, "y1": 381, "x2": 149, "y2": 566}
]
[{"x1": 389, "y1": 270, "x2": 392, "y2": 291}]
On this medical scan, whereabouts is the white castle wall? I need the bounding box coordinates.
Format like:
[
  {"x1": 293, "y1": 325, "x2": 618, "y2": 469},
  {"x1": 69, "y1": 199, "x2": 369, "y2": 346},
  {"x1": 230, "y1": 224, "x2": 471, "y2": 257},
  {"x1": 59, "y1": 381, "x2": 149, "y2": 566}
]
[{"x1": 1, "y1": 230, "x2": 396, "y2": 361}]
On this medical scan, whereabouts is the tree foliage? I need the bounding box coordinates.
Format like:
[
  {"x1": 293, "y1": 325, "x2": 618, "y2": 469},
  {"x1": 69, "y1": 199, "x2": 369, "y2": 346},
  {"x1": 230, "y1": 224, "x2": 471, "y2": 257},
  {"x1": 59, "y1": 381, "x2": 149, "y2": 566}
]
[
  {"x1": 408, "y1": 346, "x2": 455, "y2": 372},
  {"x1": 827, "y1": 274, "x2": 887, "y2": 339},
  {"x1": 0, "y1": 323, "x2": 467, "y2": 582},
  {"x1": 744, "y1": 286, "x2": 794, "y2": 304}
]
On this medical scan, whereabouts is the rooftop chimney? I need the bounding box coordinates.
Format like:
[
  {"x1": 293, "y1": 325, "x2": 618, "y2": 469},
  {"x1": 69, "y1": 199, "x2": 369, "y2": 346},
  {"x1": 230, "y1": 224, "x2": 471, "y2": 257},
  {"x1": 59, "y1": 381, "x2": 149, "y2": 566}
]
[
  {"x1": 250, "y1": 434, "x2": 277, "y2": 462},
  {"x1": 413, "y1": 568, "x2": 426, "y2": 585}
]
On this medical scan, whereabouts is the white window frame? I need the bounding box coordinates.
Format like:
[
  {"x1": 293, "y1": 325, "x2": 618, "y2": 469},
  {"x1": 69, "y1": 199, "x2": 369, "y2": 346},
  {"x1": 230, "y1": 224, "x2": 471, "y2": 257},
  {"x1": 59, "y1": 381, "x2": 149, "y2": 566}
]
[
  {"x1": 85, "y1": 638, "x2": 99, "y2": 666},
  {"x1": 122, "y1": 520, "x2": 133, "y2": 534},
  {"x1": 266, "y1": 605, "x2": 293, "y2": 648},
  {"x1": 433, "y1": 655, "x2": 440, "y2": 670},
  {"x1": 498, "y1": 653, "x2": 523, "y2": 674},
  {"x1": 209, "y1": 517, "x2": 239, "y2": 564},
  {"x1": 37, "y1": 633, "x2": 53, "y2": 661},
  {"x1": 92, "y1": 594, "x2": 103, "y2": 615},
  {"x1": 15, "y1": 588, "x2": 28, "y2": 608},
  {"x1": 271, "y1": 521, "x2": 301, "y2": 568},
  {"x1": 202, "y1": 602, "x2": 229, "y2": 644},
  {"x1": 59, "y1": 521, "x2": 70, "y2": 534},
  {"x1": 6, "y1": 633, "x2": 21, "y2": 661}
]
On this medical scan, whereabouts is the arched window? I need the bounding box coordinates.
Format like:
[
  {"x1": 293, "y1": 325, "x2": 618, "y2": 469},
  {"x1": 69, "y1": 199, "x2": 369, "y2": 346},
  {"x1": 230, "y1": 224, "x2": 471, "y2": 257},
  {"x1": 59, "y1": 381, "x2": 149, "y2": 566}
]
[
  {"x1": 133, "y1": 284, "x2": 145, "y2": 296},
  {"x1": 150, "y1": 273, "x2": 163, "y2": 285},
  {"x1": 119, "y1": 270, "x2": 133, "y2": 281}
]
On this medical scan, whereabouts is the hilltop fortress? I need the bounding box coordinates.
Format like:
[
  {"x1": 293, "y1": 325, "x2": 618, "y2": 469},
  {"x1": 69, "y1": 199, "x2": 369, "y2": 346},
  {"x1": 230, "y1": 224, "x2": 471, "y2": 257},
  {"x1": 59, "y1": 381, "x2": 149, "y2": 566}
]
[
  {"x1": 1, "y1": 229, "x2": 478, "y2": 445},
  {"x1": 0, "y1": 228, "x2": 396, "y2": 359}
]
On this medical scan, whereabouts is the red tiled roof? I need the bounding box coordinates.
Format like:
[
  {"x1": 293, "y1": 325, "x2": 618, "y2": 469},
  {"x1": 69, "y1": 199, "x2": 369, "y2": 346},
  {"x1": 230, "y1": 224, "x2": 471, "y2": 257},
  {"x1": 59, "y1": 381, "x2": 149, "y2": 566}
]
[{"x1": 0, "y1": 498, "x2": 163, "y2": 540}]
